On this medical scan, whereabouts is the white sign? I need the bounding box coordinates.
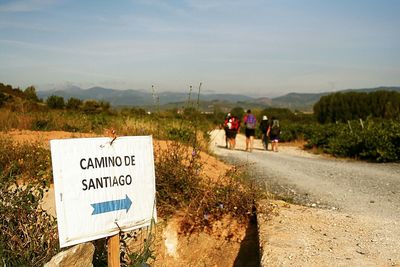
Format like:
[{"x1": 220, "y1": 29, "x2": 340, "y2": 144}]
[{"x1": 50, "y1": 136, "x2": 157, "y2": 247}]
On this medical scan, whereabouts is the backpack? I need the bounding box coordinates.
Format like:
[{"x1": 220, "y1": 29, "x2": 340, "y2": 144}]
[
  {"x1": 246, "y1": 114, "x2": 257, "y2": 129},
  {"x1": 259, "y1": 120, "x2": 269, "y2": 133},
  {"x1": 231, "y1": 117, "x2": 240, "y2": 131},
  {"x1": 270, "y1": 120, "x2": 280, "y2": 136}
]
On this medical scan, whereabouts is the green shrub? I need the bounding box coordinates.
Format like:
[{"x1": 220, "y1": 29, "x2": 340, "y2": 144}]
[
  {"x1": 88, "y1": 114, "x2": 109, "y2": 131},
  {"x1": 278, "y1": 123, "x2": 307, "y2": 142},
  {"x1": 24, "y1": 86, "x2": 40, "y2": 102},
  {"x1": 155, "y1": 140, "x2": 261, "y2": 233},
  {"x1": 46, "y1": 95, "x2": 65, "y2": 109},
  {"x1": 0, "y1": 138, "x2": 51, "y2": 183},
  {"x1": 0, "y1": 181, "x2": 59, "y2": 266},
  {"x1": 83, "y1": 100, "x2": 102, "y2": 114},
  {"x1": 167, "y1": 127, "x2": 194, "y2": 143},
  {"x1": 303, "y1": 119, "x2": 400, "y2": 162},
  {"x1": 0, "y1": 139, "x2": 58, "y2": 266},
  {"x1": 360, "y1": 120, "x2": 400, "y2": 162},
  {"x1": 66, "y1": 97, "x2": 82, "y2": 110},
  {"x1": 304, "y1": 123, "x2": 343, "y2": 149},
  {"x1": 326, "y1": 129, "x2": 364, "y2": 158},
  {"x1": 32, "y1": 119, "x2": 52, "y2": 130},
  {"x1": 0, "y1": 92, "x2": 7, "y2": 107}
]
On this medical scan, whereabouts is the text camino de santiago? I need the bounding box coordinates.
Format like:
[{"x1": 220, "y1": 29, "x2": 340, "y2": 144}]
[{"x1": 80, "y1": 155, "x2": 135, "y2": 191}]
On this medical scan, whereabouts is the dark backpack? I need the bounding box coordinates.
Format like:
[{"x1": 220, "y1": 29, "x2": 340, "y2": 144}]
[
  {"x1": 270, "y1": 120, "x2": 280, "y2": 135},
  {"x1": 259, "y1": 120, "x2": 269, "y2": 133},
  {"x1": 246, "y1": 114, "x2": 256, "y2": 129}
]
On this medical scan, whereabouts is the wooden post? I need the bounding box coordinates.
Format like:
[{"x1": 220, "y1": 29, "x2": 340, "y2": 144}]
[
  {"x1": 347, "y1": 120, "x2": 353, "y2": 133},
  {"x1": 108, "y1": 234, "x2": 120, "y2": 267}
]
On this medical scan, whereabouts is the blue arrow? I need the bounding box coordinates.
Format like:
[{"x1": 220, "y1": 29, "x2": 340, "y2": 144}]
[{"x1": 91, "y1": 195, "x2": 132, "y2": 215}]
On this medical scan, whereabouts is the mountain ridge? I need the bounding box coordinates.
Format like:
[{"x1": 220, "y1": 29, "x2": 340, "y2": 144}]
[{"x1": 36, "y1": 85, "x2": 400, "y2": 110}]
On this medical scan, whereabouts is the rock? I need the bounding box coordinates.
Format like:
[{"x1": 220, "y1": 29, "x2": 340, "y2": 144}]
[
  {"x1": 163, "y1": 220, "x2": 179, "y2": 258},
  {"x1": 44, "y1": 242, "x2": 95, "y2": 267}
]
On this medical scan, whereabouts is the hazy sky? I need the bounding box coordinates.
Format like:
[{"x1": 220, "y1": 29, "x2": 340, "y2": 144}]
[{"x1": 0, "y1": 0, "x2": 399, "y2": 96}]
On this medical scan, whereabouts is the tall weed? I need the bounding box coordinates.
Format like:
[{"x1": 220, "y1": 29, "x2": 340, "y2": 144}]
[
  {"x1": 155, "y1": 140, "x2": 261, "y2": 234},
  {"x1": 0, "y1": 138, "x2": 59, "y2": 266}
]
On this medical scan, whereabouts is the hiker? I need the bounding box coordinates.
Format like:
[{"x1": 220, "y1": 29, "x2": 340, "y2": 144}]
[
  {"x1": 268, "y1": 118, "x2": 281, "y2": 152},
  {"x1": 243, "y1": 109, "x2": 257, "y2": 152},
  {"x1": 259, "y1": 115, "x2": 269, "y2": 150},
  {"x1": 223, "y1": 113, "x2": 231, "y2": 148},
  {"x1": 227, "y1": 115, "x2": 240, "y2": 149}
]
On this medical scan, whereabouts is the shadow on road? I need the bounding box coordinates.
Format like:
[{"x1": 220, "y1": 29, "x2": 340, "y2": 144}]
[{"x1": 233, "y1": 213, "x2": 260, "y2": 267}]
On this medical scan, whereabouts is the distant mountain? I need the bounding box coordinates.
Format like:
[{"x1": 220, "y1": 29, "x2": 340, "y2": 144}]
[
  {"x1": 37, "y1": 86, "x2": 254, "y2": 107},
  {"x1": 37, "y1": 86, "x2": 152, "y2": 106},
  {"x1": 340, "y1": 86, "x2": 400, "y2": 94},
  {"x1": 270, "y1": 92, "x2": 329, "y2": 110},
  {"x1": 37, "y1": 85, "x2": 400, "y2": 111}
]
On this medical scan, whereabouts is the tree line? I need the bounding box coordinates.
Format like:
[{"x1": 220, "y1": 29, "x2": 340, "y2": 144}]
[
  {"x1": 0, "y1": 83, "x2": 110, "y2": 114},
  {"x1": 313, "y1": 91, "x2": 400, "y2": 123}
]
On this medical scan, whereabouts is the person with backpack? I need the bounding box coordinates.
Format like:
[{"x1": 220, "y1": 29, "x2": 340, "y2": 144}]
[
  {"x1": 259, "y1": 115, "x2": 269, "y2": 150},
  {"x1": 243, "y1": 109, "x2": 257, "y2": 152},
  {"x1": 223, "y1": 113, "x2": 231, "y2": 148},
  {"x1": 227, "y1": 115, "x2": 240, "y2": 149},
  {"x1": 267, "y1": 118, "x2": 281, "y2": 152}
]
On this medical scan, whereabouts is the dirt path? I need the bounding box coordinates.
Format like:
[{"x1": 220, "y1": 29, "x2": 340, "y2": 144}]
[{"x1": 210, "y1": 129, "x2": 400, "y2": 266}]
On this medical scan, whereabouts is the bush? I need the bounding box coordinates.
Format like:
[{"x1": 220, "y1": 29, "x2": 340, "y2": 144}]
[
  {"x1": 0, "y1": 139, "x2": 58, "y2": 266},
  {"x1": 46, "y1": 95, "x2": 65, "y2": 109},
  {"x1": 0, "y1": 181, "x2": 59, "y2": 266},
  {"x1": 83, "y1": 100, "x2": 102, "y2": 114},
  {"x1": 360, "y1": 120, "x2": 400, "y2": 162},
  {"x1": 32, "y1": 119, "x2": 52, "y2": 131},
  {"x1": 24, "y1": 86, "x2": 40, "y2": 102},
  {"x1": 277, "y1": 123, "x2": 307, "y2": 142},
  {"x1": 167, "y1": 127, "x2": 194, "y2": 143},
  {"x1": 0, "y1": 91, "x2": 7, "y2": 107},
  {"x1": 303, "y1": 119, "x2": 400, "y2": 162},
  {"x1": 0, "y1": 138, "x2": 52, "y2": 183},
  {"x1": 155, "y1": 140, "x2": 261, "y2": 233},
  {"x1": 303, "y1": 123, "x2": 343, "y2": 149},
  {"x1": 66, "y1": 97, "x2": 82, "y2": 110}
]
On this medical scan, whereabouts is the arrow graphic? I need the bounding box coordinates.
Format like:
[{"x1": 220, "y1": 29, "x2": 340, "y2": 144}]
[{"x1": 91, "y1": 195, "x2": 132, "y2": 215}]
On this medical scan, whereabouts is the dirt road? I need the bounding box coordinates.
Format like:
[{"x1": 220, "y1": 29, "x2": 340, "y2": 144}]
[{"x1": 210, "y1": 129, "x2": 400, "y2": 266}]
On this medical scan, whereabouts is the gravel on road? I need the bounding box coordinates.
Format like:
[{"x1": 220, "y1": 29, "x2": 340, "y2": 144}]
[{"x1": 210, "y1": 129, "x2": 400, "y2": 266}]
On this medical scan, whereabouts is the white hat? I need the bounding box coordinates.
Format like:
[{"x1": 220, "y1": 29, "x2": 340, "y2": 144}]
[{"x1": 263, "y1": 115, "x2": 268, "y2": 120}]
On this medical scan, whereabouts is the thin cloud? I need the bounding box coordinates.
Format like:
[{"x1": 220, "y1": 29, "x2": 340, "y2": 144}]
[
  {"x1": 0, "y1": 39, "x2": 112, "y2": 57},
  {"x1": 185, "y1": 0, "x2": 241, "y2": 10},
  {"x1": 0, "y1": 0, "x2": 56, "y2": 13},
  {"x1": 0, "y1": 20, "x2": 57, "y2": 31}
]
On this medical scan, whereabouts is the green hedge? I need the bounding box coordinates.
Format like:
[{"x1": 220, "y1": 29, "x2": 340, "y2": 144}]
[{"x1": 304, "y1": 119, "x2": 400, "y2": 162}]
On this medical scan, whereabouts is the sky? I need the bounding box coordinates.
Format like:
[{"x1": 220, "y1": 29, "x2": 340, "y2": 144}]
[{"x1": 0, "y1": 0, "x2": 399, "y2": 97}]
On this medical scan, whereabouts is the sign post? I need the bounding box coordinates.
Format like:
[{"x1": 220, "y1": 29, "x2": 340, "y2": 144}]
[
  {"x1": 108, "y1": 234, "x2": 120, "y2": 267},
  {"x1": 50, "y1": 136, "x2": 157, "y2": 255}
]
